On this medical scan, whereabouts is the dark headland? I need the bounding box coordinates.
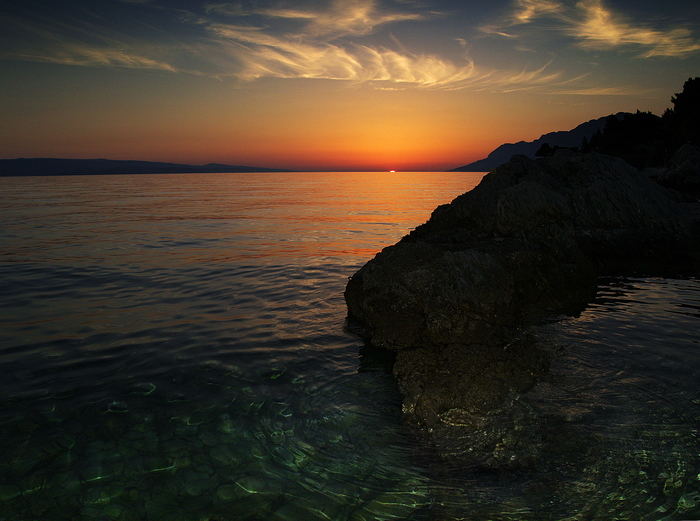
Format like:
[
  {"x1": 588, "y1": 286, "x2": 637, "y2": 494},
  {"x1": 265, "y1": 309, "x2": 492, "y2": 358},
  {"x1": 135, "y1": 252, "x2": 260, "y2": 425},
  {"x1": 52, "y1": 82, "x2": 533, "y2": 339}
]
[
  {"x1": 450, "y1": 114, "x2": 619, "y2": 172},
  {"x1": 0, "y1": 158, "x2": 290, "y2": 177},
  {"x1": 345, "y1": 78, "x2": 700, "y2": 468}
]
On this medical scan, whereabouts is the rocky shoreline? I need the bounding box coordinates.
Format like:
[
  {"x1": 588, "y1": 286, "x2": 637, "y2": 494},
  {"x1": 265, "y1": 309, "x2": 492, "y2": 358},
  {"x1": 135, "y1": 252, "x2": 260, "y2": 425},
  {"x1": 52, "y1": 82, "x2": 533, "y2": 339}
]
[{"x1": 345, "y1": 149, "x2": 700, "y2": 467}]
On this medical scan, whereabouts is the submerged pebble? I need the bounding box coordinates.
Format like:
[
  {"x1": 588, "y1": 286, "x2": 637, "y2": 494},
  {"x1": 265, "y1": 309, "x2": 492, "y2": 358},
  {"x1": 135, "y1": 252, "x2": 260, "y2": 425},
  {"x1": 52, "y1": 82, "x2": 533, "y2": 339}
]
[{"x1": 106, "y1": 401, "x2": 129, "y2": 414}]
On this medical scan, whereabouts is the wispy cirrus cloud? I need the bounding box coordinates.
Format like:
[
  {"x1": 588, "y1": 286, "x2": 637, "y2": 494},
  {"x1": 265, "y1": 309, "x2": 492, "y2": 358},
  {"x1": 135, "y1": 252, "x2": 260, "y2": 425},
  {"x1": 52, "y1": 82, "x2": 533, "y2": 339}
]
[
  {"x1": 512, "y1": 0, "x2": 563, "y2": 24},
  {"x1": 553, "y1": 86, "x2": 645, "y2": 96},
  {"x1": 0, "y1": 0, "x2": 581, "y2": 93},
  {"x1": 208, "y1": 21, "x2": 575, "y2": 91},
  {"x1": 480, "y1": 0, "x2": 562, "y2": 37},
  {"x1": 572, "y1": 0, "x2": 700, "y2": 57},
  {"x1": 226, "y1": 0, "x2": 426, "y2": 38},
  {"x1": 11, "y1": 46, "x2": 176, "y2": 71},
  {"x1": 483, "y1": 0, "x2": 700, "y2": 58},
  {"x1": 0, "y1": 14, "x2": 178, "y2": 72},
  {"x1": 201, "y1": 1, "x2": 575, "y2": 90}
]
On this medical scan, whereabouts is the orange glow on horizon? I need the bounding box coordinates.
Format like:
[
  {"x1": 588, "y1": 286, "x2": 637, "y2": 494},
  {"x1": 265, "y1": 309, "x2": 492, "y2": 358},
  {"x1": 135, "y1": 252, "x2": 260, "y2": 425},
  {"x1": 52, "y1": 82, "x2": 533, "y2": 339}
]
[
  {"x1": 0, "y1": 1, "x2": 684, "y2": 172},
  {"x1": 0, "y1": 74, "x2": 655, "y2": 171}
]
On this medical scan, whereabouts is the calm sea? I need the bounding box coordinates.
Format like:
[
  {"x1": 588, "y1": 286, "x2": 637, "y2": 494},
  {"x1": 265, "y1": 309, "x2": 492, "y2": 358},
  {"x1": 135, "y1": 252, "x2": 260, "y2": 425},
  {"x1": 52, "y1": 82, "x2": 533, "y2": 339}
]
[{"x1": 0, "y1": 172, "x2": 698, "y2": 520}]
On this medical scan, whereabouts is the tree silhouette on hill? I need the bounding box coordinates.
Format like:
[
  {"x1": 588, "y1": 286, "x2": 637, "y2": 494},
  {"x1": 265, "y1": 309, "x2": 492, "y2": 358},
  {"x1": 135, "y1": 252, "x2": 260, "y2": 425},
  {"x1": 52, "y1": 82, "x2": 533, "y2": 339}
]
[
  {"x1": 668, "y1": 77, "x2": 700, "y2": 149},
  {"x1": 582, "y1": 77, "x2": 700, "y2": 168}
]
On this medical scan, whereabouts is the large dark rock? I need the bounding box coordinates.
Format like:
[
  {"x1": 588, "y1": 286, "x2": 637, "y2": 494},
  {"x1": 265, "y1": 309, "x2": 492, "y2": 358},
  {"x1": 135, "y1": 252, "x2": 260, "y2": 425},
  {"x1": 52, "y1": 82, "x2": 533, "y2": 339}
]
[
  {"x1": 656, "y1": 144, "x2": 700, "y2": 198},
  {"x1": 345, "y1": 151, "x2": 700, "y2": 467}
]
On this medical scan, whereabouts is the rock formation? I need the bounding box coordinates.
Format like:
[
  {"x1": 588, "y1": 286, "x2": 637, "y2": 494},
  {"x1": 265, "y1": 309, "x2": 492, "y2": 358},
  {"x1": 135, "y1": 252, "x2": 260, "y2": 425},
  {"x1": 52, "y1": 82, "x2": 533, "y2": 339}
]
[
  {"x1": 345, "y1": 150, "x2": 700, "y2": 467},
  {"x1": 656, "y1": 144, "x2": 700, "y2": 198}
]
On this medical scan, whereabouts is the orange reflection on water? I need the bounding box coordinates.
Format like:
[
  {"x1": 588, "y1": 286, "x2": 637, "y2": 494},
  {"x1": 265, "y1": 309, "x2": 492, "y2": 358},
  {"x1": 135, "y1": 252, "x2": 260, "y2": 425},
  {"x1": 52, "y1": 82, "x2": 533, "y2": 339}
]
[
  {"x1": 213, "y1": 171, "x2": 486, "y2": 261},
  {"x1": 0, "y1": 171, "x2": 486, "y2": 266}
]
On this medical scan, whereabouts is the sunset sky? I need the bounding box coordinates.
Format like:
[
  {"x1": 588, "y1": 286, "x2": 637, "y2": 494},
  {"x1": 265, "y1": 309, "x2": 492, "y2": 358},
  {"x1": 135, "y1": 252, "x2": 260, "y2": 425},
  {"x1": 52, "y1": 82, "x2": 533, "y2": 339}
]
[{"x1": 1, "y1": 0, "x2": 699, "y2": 171}]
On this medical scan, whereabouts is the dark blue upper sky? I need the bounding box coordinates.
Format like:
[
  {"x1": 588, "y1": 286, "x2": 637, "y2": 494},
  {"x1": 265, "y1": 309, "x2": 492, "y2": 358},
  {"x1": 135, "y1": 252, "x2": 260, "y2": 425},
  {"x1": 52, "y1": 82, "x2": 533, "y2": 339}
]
[{"x1": 3, "y1": 0, "x2": 699, "y2": 85}]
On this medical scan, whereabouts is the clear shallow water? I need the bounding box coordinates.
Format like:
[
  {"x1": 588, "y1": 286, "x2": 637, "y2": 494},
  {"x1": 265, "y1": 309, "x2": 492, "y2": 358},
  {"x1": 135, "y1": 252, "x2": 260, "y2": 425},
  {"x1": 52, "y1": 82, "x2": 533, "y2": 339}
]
[
  {"x1": 0, "y1": 172, "x2": 698, "y2": 520},
  {"x1": 429, "y1": 278, "x2": 700, "y2": 521}
]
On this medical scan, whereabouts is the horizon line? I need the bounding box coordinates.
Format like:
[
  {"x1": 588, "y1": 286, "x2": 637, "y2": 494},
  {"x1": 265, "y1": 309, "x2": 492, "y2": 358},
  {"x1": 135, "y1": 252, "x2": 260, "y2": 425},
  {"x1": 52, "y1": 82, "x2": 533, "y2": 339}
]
[{"x1": 0, "y1": 157, "x2": 477, "y2": 173}]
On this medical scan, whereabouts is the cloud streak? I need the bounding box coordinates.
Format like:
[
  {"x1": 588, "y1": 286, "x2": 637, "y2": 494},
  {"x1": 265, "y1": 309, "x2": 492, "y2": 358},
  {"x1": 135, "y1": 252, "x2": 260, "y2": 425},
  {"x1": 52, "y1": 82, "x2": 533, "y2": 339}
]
[
  {"x1": 571, "y1": 0, "x2": 700, "y2": 57},
  {"x1": 1, "y1": 0, "x2": 582, "y2": 93},
  {"x1": 200, "y1": 1, "x2": 576, "y2": 90},
  {"x1": 553, "y1": 86, "x2": 643, "y2": 96},
  {"x1": 208, "y1": 22, "x2": 575, "y2": 91},
  {"x1": 0, "y1": 14, "x2": 178, "y2": 72},
  {"x1": 252, "y1": 0, "x2": 424, "y2": 38},
  {"x1": 485, "y1": 0, "x2": 700, "y2": 58},
  {"x1": 512, "y1": 0, "x2": 562, "y2": 24},
  {"x1": 11, "y1": 46, "x2": 177, "y2": 71}
]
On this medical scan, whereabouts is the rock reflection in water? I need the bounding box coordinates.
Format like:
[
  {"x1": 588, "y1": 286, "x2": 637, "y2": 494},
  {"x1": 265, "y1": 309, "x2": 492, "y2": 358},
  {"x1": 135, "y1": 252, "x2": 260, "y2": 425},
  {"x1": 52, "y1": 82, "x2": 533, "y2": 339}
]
[{"x1": 425, "y1": 277, "x2": 700, "y2": 521}]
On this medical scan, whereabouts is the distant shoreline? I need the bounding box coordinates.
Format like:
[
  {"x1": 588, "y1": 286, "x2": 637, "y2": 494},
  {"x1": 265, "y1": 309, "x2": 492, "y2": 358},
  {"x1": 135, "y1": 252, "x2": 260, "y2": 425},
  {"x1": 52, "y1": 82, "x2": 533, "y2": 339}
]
[
  {"x1": 0, "y1": 170, "x2": 293, "y2": 177},
  {"x1": 0, "y1": 170, "x2": 487, "y2": 176},
  {"x1": 0, "y1": 158, "x2": 291, "y2": 177},
  {"x1": 0, "y1": 164, "x2": 488, "y2": 176}
]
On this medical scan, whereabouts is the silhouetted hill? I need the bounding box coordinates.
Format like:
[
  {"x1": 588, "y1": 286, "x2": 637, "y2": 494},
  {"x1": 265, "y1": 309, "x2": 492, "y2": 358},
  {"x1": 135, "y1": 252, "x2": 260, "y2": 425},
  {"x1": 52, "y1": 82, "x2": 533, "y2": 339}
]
[
  {"x1": 0, "y1": 158, "x2": 290, "y2": 176},
  {"x1": 582, "y1": 78, "x2": 700, "y2": 169},
  {"x1": 450, "y1": 114, "x2": 627, "y2": 172}
]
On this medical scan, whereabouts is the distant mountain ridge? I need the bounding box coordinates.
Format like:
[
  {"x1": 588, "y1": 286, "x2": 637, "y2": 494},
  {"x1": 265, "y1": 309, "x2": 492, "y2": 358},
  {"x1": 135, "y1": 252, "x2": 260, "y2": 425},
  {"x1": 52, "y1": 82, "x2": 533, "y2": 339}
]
[
  {"x1": 0, "y1": 158, "x2": 290, "y2": 176},
  {"x1": 451, "y1": 113, "x2": 628, "y2": 172}
]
